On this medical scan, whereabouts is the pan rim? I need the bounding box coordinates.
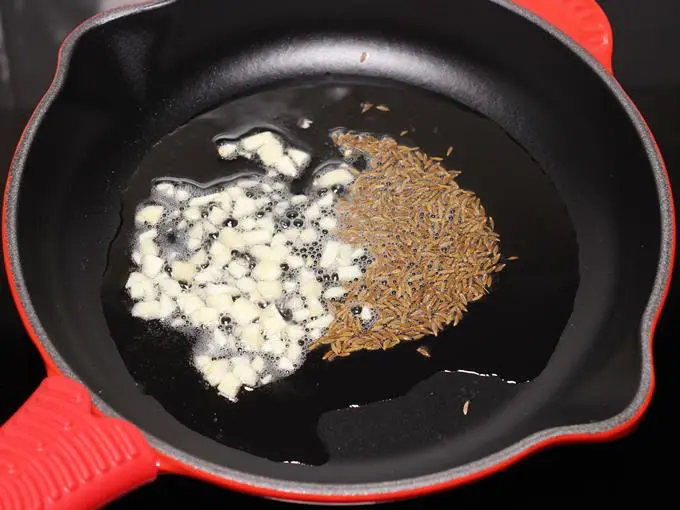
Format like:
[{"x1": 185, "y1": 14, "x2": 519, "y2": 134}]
[{"x1": 1, "y1": 0, "x2": 674, "y2": 502}]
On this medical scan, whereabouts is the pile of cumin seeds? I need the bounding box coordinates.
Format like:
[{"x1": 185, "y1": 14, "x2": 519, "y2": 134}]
[{"x1": 310, "y1": 132, "x2": 504, "y2": 360}]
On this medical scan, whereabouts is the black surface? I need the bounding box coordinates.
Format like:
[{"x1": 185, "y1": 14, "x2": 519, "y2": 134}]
[{"x1": 0, "y1": 0, "x2": 678, "y2": 506}]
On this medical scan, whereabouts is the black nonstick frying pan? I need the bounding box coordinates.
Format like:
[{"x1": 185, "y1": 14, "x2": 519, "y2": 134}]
[{"x1": 0, "y1": 0, "x2": 674, "y2": 507}]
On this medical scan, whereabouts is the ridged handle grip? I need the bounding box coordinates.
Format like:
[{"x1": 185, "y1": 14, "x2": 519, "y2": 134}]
[
  {"x1": 0, "y1": 376, "x2": 157, "y2": 509},
  {"x1": 513, "y1": 0, "x2": 613, "y2": 74}
]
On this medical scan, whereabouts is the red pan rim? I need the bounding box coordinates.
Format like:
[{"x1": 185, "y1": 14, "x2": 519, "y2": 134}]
[{"x1": 1, "y1": 0, "x2": 675, "y2": 503}]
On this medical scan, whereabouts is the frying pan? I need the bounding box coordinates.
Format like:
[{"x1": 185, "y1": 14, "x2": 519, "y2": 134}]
[{"x1": 0, "y1": 0, "x2": 675, "y2": 507}]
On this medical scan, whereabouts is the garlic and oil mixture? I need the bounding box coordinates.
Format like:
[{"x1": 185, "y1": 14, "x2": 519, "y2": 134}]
[{"x1": 126, "y1": 131, "x2": 372, "y2": 400}]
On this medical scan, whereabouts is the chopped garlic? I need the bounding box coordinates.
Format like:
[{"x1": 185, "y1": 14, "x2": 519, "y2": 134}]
[
  {"x1": 189, "y1": 192, "x2": 221, "y2": 207},
  {"x1": 324, "y1": 286, "x2": 347, "y2": 300},
  {"x1": 257, "y1": 280, "x2": 283, "y2": 300},
  {"x1": 217, "y1": 372, "x2": 242, "y2": 399},
  {"x1": 131, "y1": 300, "x2": 161, "y2": 319},
  {"x1": 189, "y1": 249, "x2": 207, "y2": 267},
  {"x1": 139, "y1": 238, "x2": 159, "y2": 257},
  {"x1": 213, "y1": 330, "x2": 227, "y2": 347},
  {"x1": 307, "y1": 314, "x2": 334, "y2": 330},
  {"x1": 287, "y1": 342, "x2": 303, "y2": 363},
  {"x1": 316, "y1": 192, "x2": 335, "y2": 207},
  {"x1": 253, "y1": 260, "x2": 281, "y2": 281},
  {"x1": 252, "y1": 356, "x2": 265, "y2": 373},
  {"x1": 203, "y1": 359, "x2": 229, "y2": 385},
  {"x1": 337, "y1": 244, "x2": 354, "y2": 267},
  {"x1": 337, "y1": 265, "x2": 362, "y2": 281},
  {"x1": 217, "y1": 142, "x2": 238, "y2": 160},
  {"x1": 351, "y1": 248, "x2": 366, "y2": 259},
  {"x1": 314, "y1": 167, "x2": 355, "y2": 188},
  {"x1": 271, "y1": 233, "x2": 287, "y2": 246},
  {"x1": 194, "y1": 355, "x2": 211, "y2": 370},
  {"x1": 263, "y1": 339, "x2": 286, "y2": 356},
  {"x1": 158, "y1": 294, "x2": 176, "y2": 318},
  {"x1": 206, "y1": 294, "x2": 233, "y2": 313},
  {"x1": 175, "y1": 188, "x2": 190, "y2": 202},
  {"x1": 155, "y1": 182, "x2": 175, "y2": 197},
  {"x1": 233, "y1": 364, "x2": 258, "y2": 386},
  {"x1": 135, "y1": 205, "x2": 164, "y2": 226},
  {"x1": 236, "y1": 277, "x2": 257, "y2": 295},
  {"x1": 271, "y1": 156, "x2": 299, "y2": 177},
  {"x1": 241, "y1": 324, "x2": 262, "y2": 351},
  {"x1": 188, "y1": 223, "x2": 203, "y2": 241},
  {"x1": 138, "y1": 229, "x2": 157, "y2": 242},
  {"x1": 231, "y1": 297, "x2": 260, "y2": 324},
  {"x1": 177, "y1": 294, "x2": 204, "y2": 315},
  {"x1": 187, "y1": 237, "x2": 202, "y2": 251},
  {"x1": 241, "y1": 131, "x2": 276, "y2": 151},
  {"x1": 194, "y1": 266, "x2": 220, "y2": 284},
  {"x1": 286, "y1": 324, "x2": 305, "y2": 343},
  {"x1": 205, "y1": 283, "x2": 238, "y2": 296},
  {"x1": 256, "y1": 137, "x2": 285, "y2": 167},
  {"x1": 283, "y1": 229, "x2": 300, "y2": 242},
  {"x1": 300, "y1": 278, "x2": 323, "y2": 298},
  {"x1": 360, "y1": 307, "x2": 374, "y2": 323},
  {"x1": 232, "y1": 196, "x2": 257, "y2": 218},
  {"x1": 208, "y1": 206, "x2": 228, "y2": 226},
  {"x1": 183, "y1": 207, "x2": 201, "y2": 221},
  {"x1": 278, "y1": 357, "x2": 295, "y2": 372},
  {"x1": 319, "y1": 217, "x2": 338, "y2": 231},
  {"x1": 228, "y1": 261, "x2": 248, "y2": 279},
  {"x1": 304, "y1": 204, "x2": 321, "y2": 220},
  {"x1": 157, "y1": 276, "x2": 182, "y2": 298},
  {"x1": 298, "y1": 118, "x2": 313, "y2": 129},
  {"x1": 218, "y1": 229, "x2": 245, "y2": 251},
  {"x1": 287, "y1": 148, "x2": 311, "y2": 169},
  {"x1": 126, "y1": 131, "x2": 375, "y2": 403},
  {"x1": 243, "y1": 229, "x2": 272, "y2": 246},
  {"x1": 299, "y1": 228, "x2": 318, "y2": 244},
  {"x1": 126, "y1": 272, "x2": 155, "y2": 300},
  {"x1": 287, "y1": 255, "x2": 304, "y2": 269},
  {"x1": 320, "y1": 240, "x2": 340, "y2": 268},
  {"x1": 260, "y1": 305, "x2": 286, "y2": 335},
  {"x1": 171, "y1": 261, "x2": 197, "y2": 282},
  {"x1": 307, "y1": 298, "x2": 325, "y2": 317},
  {"x1": 308, "y1": 328, "x2": 323, "y2": 340}
]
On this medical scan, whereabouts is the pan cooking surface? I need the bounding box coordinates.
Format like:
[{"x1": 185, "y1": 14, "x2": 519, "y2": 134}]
[{"x1": 101, "y1": 79, "x2": 579, "y2": 465}]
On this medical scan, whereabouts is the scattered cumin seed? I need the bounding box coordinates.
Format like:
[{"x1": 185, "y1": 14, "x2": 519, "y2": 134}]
[
  {"x1": 507, "y1": 255, "x2": 520, "y2": 261},
  {"x1": 312, "y1": 132, "x2": 504, "y2": 358},
  {"x1": 360, "y1": 51, "x2": 369, "y2": 63},
  {"x1": 463, "y1": 400, "x2": 470, "y2": 415},
  {"x1": 417, "y1": 346, "x2": 431, "y2": 358},
  {"x1": 447, "y1": 146, "x2": 453, "y2": 156},
  {"x1": 375, "y1": 104, "x2": 390, "y2": 112},
  {"x1": 361, "y1": 103, "x2": 374, "y2": 114},
  {"x1": 431, "y1": 157, "x2": 444, "y2": 161},
  {"x1": 400, "y1": 130, "x2": 409, "y2": 136}
]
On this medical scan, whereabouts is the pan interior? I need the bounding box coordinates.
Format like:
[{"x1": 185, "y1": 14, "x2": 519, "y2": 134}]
[
  {"x1": 101, "y1": 79, "x2": 579, "y2": 466},
  {"x1": 12, "y1": 0, "x2": 661, "y2": 484}
]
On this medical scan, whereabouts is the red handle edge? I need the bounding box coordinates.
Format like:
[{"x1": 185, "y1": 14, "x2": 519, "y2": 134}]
[
  {"x1": 513, "y1": 0, "x2": 613, "y2": 74},
  {"x1": 0, "y1": 376, "x2": 158, "y2": 509}
]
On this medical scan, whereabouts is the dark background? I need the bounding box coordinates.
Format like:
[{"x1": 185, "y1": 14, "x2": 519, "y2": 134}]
[{"x1": 0, "y1": 0, "x2": 677, "y2": 506}]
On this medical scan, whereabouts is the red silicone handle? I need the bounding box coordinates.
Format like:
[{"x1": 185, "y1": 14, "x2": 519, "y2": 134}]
[
  {"x1": 513, "y1": 0, "x2": 613, "y2": 74},
  {"x1": 0, "y1": 376, "x2": 158, "y2": 509}
]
